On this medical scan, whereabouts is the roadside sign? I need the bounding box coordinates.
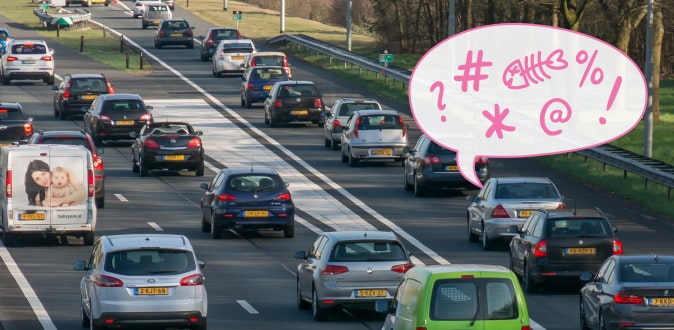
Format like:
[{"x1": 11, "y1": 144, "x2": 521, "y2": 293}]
[
  {"x1": 232, "y1": 10, "x2": 243, "y2": 21},
  {"x1": 379, "y1": 50, "x2": 392, "y2": 63}
]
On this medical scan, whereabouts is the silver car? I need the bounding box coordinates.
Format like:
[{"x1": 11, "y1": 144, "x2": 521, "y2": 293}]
[
  {"x1": 212, "y1": 39, "x2": 256, "y2": 76},
  {"x1": 466, "y1": 177, "x2": 566, "y2": 250},
  {"x1": 340, "y1": 109, "x2": 408, "y2": 166},
  {"x1": 294, "y1": 230, "x2": 414, "y2": 321},
  {"x1": 0, "y1": 39, "x2": 55, "y2": 85},
  {"x1": 141, "y1": 2, "x2": 172, "y2": 29},
  {"x1": 323, "y1": 98, "x2": 382, "y2": 150},
  {"x1": 73, "y1": 234, "x2": 207, "y2": 330}
]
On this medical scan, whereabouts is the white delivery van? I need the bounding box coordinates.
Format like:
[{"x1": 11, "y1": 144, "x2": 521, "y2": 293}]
[{"x1": 0, "y1": 144, "x2": 96, "y2": 246}]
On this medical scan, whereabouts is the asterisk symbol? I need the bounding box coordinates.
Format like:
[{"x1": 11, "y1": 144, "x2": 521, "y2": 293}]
[{"x1": 483, "y1": 104, "x2": 516, "y2": 139}]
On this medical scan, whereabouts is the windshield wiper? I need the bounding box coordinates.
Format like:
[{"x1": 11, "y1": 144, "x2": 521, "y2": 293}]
[{"x1": 470, "y1": 291, "x2": 479, "y2": 326}]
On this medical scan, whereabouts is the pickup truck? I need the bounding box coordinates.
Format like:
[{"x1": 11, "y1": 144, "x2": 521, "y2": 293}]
[{"x1": 0, "y1": 102, "x2": 34, "y2": 146}]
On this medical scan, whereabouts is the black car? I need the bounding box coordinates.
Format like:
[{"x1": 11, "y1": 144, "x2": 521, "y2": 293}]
[
  {"x1": 199, "y1": 167, "x2": 295, "y2": 239},
  {"x1": 508, "y1": 208, "x2": 623, "y2": 293},
  {"x1": 263, "y1": 80, "x2": 326, "y2": 127},
  {"x1": 28, "y1": 130, "x2": 106, "y2": 208},
  {"x1": 154, "y1": 18, "x2": 195, "y2": 49},
  {"x1": 403, "y1": 134, "x2": 489, "y2": 196},
  {"x1": 52, "y1": 73, "x2": 114, "y2": 120},
  {"x1": 83, "y1": 93, "x2": 153, "y2": 147},
  {"x1": 580, "y1": 255, "x2": 674, "y2": 330},
  {"x1": 130, "y1": 121, "x2": 204, "y2": 177},
  {"x1": 197, "y1": 27, "x2": 241, "y2": 61},
  {"x1": 0, "y1": 102, "x2": 33, "y2": 146}
]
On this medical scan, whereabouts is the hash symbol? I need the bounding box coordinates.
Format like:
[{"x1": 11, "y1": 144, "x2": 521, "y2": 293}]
[{"x1": 453, "y1": 50, "x2": 492, "y2": 92}]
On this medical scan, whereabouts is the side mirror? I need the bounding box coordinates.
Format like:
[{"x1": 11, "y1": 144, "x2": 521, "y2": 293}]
[
  {"x1": 197, "y1": 260, "x2": 206, "y2": 269},
  {"x1": 403, "y1": 146, "x2": 410, "y2": 154},
  {"x1": 196, "y1": 35, "x2": 204, "y2": 41},
  {"x1": 49, "y1": 49, "x2": 55, "y2": 55},
  {"x1": 200, "y1": 183, "x2": 209, "y2": 190},
  {"x1": 145, "y1": 105, "x2": 153, "y2": 111},
  {"x1": 96, "y1": 147, "x2": 104, "y2": 155},
  {"x1": 51, "y1": 85, "x2": 58, "y2": 90},
  {"x1": 27, "y1": 116, "x2": 34, "y2": 122},
  {"x1": 293, "y1": 251, "x2": 307, "y2": 260},
  {"x1": 195, "y1": 130, "x2": 203, "y2": 136},
  {"x1": 129, "y1": 131, "x2": 137, "y2": 138},
  {"x1": 466, "y1": 195, "x2": 477, "y2": 203},
  {"x1": 73, "y1": 261, "x2": 88, "y2": 271},
  {"x1": 239, "y1": 63, "x2": 245, "y2": 69},
  {"x1": 579, "y1": 271, "x2": 594, "y2": 282},
  {"x1": 612, "y1": 225, "x2": 618, "y2": 233}
]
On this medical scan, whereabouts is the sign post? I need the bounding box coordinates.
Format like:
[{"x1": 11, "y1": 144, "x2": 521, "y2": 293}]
[
  {"x1": 232, "y1": 10, "x2": 242, "y2": 30},
  {"x1": 378, "y1": 49, "x2": 393, "y2": 68}
]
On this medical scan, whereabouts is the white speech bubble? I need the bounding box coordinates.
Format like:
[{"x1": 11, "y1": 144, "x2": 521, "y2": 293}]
[{"x1": 409, "y1": 23, "x2": 647, "y2": 187}]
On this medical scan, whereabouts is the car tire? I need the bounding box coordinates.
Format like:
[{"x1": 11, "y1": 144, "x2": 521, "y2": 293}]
[
  {"x1": 142, "y1": 23, "x2": 147, "y2": 29},
  {"x1": 46, "y1": 75, "x2": 55, "y2": 85},
  {"x1": 348, "y1": 149, "x2": 358, "y2": 167},
  {"x1": 245, "y1": 98, "x2": 252, "y2": 109},
  {"x1": 139, "y1": 155, "x2": 149, "y2": 177},
  {"x1": 131, "y1": 156, "x2": 140, "y2": 173},
  {"x1": 95, "y1": 196, "x2": 104, "y2": 208},
  {"x1": 341, "y1": 147, "x2": 348, "y2": 163},
  {"x1": 297, "y1": 278, "x2": 310, "y2": 310},
  {"x1": 59, "y1": 105, "x2": 68, "y2": 120},
  {"x1": 330, "y1": 138, "x2": 339, "y2": 150},
  {"x1": 482, "y1": 227, "x2": 494, "y2": 250},
  {"x1": 81, "y1": 307, "x2": 90, "y2": 327},
  {"x1": 2, "y1": 75, "x2": 10, "y2": 86},
  {"x1": 2, "y1": 232, "x2": 15, "y2": 247},
  {"x1": 93, "y1": 135, "x2": 103, "y2": 148},
  {"x1": 312, "y1": 288, "x2": 327, "y2": 321},
  {"x1": 264, "y1": 111, "x2": 270, "y2": 125},
  {"x1": 201, "y1": 210, "x2": 211, "y2": 232},
  {"x1": 598, "y1": 311, "x2": 607, "y2": 330},
  {"x1": 413, "y1": 173, "x2": 424, "y2": 197},
  {"x1": 104, "y1": 0, "x2": 109, "y2": 6},
  {"x1": 195, "y1": 163, "x2": 205, "y2": 177},
  {"x1": 65, "y1": 1, "x2": 70, "y2": 7},
  {"x1": 324, "y1": 137, "x2": 330, "y2": 148},
  {"x1": 240, "y1": 97, "x2": 245, "y2": 107},
  {"x1": 580, "y1": 298, "x2": 591, "y2": 330},
  {"x1": 187, "y1": 42, "x2": 194, "y2": 49},
  {"x1": 201, "y1": 54, "x2": 208, "y2": 62},
  {"x1": 210, "y1": 217, "x2": 223, "y2": 239},
  {"x1": 83, "y1": 232, "x2": 95, "y2": 246},
  {"x1": 467, "y1": 218, "x2": 478, "y2": 242},
  {"x1": 283, "y1": 221, "x2": 295, "y2": 238},
  {"x1": 523, "y1": 261, "x2": 539, "y2": 293},
  {"x1": 269, "y1": 114, "x2": 277, "y2": 127}
]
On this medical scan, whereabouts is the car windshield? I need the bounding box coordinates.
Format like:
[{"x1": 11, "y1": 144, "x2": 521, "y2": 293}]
[
  {"x1": 329, "y1": 241, "x2": 407, "y2": 262},
  {"x1": 222, "y1": 44, "x2": 254, "y2": 53},
  {"x1": 105, "y1": 249, "x2": 196, "y2": 275},
  {"x1": 338, "y1": 103, "x2": 379, "y2": 116},
  {"x1": 430, "y1": 278, "x2": 518, "y2": 321},
  {"x1": 102, "y1": 100, "x2": 144, "y2": 112},
  {"x1": 495, "y1": 182, "x2": 559, "y2": 199},
  {"x1": 254, "y1": 55, "x2": 285, "y2": 66},
  {"x1": 71, "y1": 79, "x2": 108, "y2": 93},
  {"x1": 622, "y1": 262, "x2": 674, "y2": 282},
  {"x1": 357, "y1": 115, "x2": 402, "y2": 130},
  {"x1": 428, "y1": 141, "x2": 456, "y2": 155},
  {"x1": 251, "y1": 68, "x2": 285, "y2": 80},
  {"x1": 0, "y1": 108, "x2": 25, "y2": 120},
  {"x1": 213, "y1": 29, "x2": 238, "y2": 40},
  {"x1": 548, "y1": 218, "x2": 612, "y2": 238},
  {"x1": 227, "y1": 175, "x2": 280, "y2": 192},
  {"x1": 147, "y1": 124, "x2": 190, "y2": 135},
  {"x1": 12, "y1": 43, "x2": 46, "y2": 54}
]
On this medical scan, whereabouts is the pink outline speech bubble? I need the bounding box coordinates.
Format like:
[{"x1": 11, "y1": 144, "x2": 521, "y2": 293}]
[{"x1": 409, "y1": 23, "x2": 647, "y2": 188}]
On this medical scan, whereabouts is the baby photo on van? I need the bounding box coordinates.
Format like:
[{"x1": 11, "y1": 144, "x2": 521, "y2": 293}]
[
  {"x1": 48, "y1": 166, "x2": 78, "y2": 206},
  {"x1": 24, "y1": 159, "x2": 87, "y2": 207}
]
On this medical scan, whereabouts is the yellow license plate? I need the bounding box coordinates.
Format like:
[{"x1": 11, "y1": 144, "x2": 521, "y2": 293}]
[
  {"x1": 232, "y1": 55, "x2": 245, "y2": 60},
  {"x1": 651, "y1": 298, "x2": 674, "y2": 306},
  {"x1": 153, "y1": 20, "x2": 160, "y2": 24},
  {"x1": 372, "y1": 149, "x2": 392, "y2": 156},
  {"x1": 356, "y1": 289, "x2": 387, "y2": 297},
  {"x1": 518, "y1": 210, "x2": 534, "y2": 218},
  {"x1": 171, "y1": 33, "x2": 182, "y2": 37},
  {"x1": 136, "y1": 287, "x2": 168, "y2": 295},
  {"x1": 164, "y1": 155, "x2": 185, "y2": 161},
  {"x1": 116, "y1": 120, "x2": 134, "y2": 125},
  {"x1": 291, "y1": 110, "x2": 308, "y2": 115},
  {"x1": 566, "y1": 247, "x2": 596, "y2": 255},
  {"x1": 445, "y1": 165, "x2": 458, "y2": 171},
  {"x1": 263, "y1": 85, "x2": 272, "y2": 90},
  {"x1": 244, "y1": 210, "x2": 269, "y2": 217},
  {"x1": 19, "y1": 213, "x2": 46, "y2": 220},
  {"x1": 81, "y1": 95, "x2": 97, "y2": 100}
]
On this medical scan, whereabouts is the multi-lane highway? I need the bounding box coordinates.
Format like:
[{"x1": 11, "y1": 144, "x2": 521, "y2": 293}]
[{"x1": 1, "y1": 4, "x2": 673, "y2": 330}]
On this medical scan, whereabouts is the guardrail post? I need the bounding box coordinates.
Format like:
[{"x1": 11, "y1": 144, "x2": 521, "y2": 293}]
[
  {"x1": 120, "y1": 36, "x2": 124, "y2": 53},
  {"x1": 126, "y1": 52, "x2": 129, "y2": 69},
  {"x1": 140, "y1": 52, "x2": 144, "y2": 70},
  {"x1": 56, "y1": 24, "x2": 60, "y2": 37},
  {"x1": 80, "y1": 35, "x2": 84, "y2": 53}
]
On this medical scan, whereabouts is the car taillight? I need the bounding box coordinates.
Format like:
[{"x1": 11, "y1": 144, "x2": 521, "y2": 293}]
[
  {"x1": 274, "y1": 192, "x2": 291, "y2": 201},
  {"x1": 63, "y1": 81, "x2": 71, "y2": 98},
  {"x1": 135, "y1": 2, "x2": 143, "y2": 6},
  {"x1": 140, "y1": 113, "x2": 153, "y2": 122},
  {"x1": 273, "y1": 100, "x2": 283, "y2": 107},
  {"x1": 321, "y1": 265, "x2": 349, "y2": 275},
  {"x1": 24, "y1": 122, "x2": 33, "y2": 136},
  {"x1": 282, "y1": 57, "x2": 288, "y2": 67},
  {"x1": 187, "y1": 29, "x2": 193, "y2": 37},
  {"x1": 614, "y1": 291, "x2": 644, "y2": 304},
  {"x1": 491, "y1": 204, "x2": 509, "y2": 218},
  {"x1": 99, "y1": 115, "x2": 112, "y2": 122},
  {"x1": 613, "y1": 239, "x2": 624, "y2": 255},
  {"x1": 391, "y1": 263, "x2": 414, "y2": 273},
  {"x1": 354, "y1": 117, "x2": 361, "y2": 138},
  {"x1": 88, "y1": 169, "x2": 94, "y2": 197},
  {"x1": 187, "y1": 137, "x2": 202, "y2": 148},
  {"x1": 533, "y1": 240, "x2": 547, "y2": 257},
  {"x1": 422, "y1": 156, "x2": 441, "y2": 165},
  {"x1": 251, "y1": 57, "x2": 256, "y2": 66},
  {"x1": 476, "y1": 157, "x2": 489, "y2": 164},
  {"x1": 106, "y1": 79, "x2": 114, "y2": 94},
  {"x1": 6, "y1": 56, "x2": 17, "y2": 61},
  {"x1": 219, "y1": 193, "x2": 236, "y2": 201},
  {"x1": 5, "y1": 170, "x2": 11, "y2": 198},
  {"x1": 95, "y1": 275, "x2": 123, "y2": 287},
  {"x1": 247, "y1": 82, "x2": 254, "y2": 90},
  {"x1": 333, "y1": 119, "x2": 341, "y2": 128},
  {"x1": 143, "y1": 138, "x2": 160, "y2": 149},
  {"x1": 40, "y1": 55, "x2": 52, "y2": 61},
  {"x1": 180, "y1": 274, "x2": 204, "y2": 286},
  {"x1": 521, "y1": 326, "x2": 531, "y2": 330},
  {"x1": 159, "y1": 30, "x2": 165, "y2": 37},
  {"x1": 93, "y1": 155, "x2": 104, "y2": 171},
  {"x1": 398, "y1": 116, "x2": 407, "y2": 137},
  {"x1": 205, "y1": 40, "x2": 214, "y2": 46},
  {"x1": 313, "y1": 98, "x2": 323, "y2": 108}
]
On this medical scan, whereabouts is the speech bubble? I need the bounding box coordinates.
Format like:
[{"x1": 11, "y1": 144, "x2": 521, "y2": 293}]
[{"x1": 409, "y1": 23, "x2": 647, "y2": 188}]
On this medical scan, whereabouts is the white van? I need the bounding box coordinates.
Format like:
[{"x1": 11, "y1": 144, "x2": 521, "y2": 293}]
[{"x1": 0, "y1": 144, "x2": 96, "y2": 246}]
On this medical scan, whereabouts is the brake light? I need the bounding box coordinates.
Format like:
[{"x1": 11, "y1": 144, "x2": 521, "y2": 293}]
[
  {"x1": 159, "y1": 30, "x2": 165, "y2": 37},
  {"x1": 557, "y1": 203, "x2": 566, "y2": 209},
  {"x1": 187, "y1": 29, "x2": 193, "y2": 37},
  {"x1": 313, "y1": 98, "x2": 323, "y2": 108},
  {"x1": 106, "y1": 79, "x2": 114, "y2": 94},
  {"x1": 333, "y1": 119, "x2": 341, "y2": 128},
  {"x1": 95, "y1": 275, "x2": 123, "y2": 287},
  {"x1": 354, "y1": 117, "x2": 360, "y2": 138},
  {"x1": 534, "y1": 240, "x2": 547, "y2": 257},
  {"x1": 247, "y1": 82, "x2": 254, "y2": 90},
  {"x1": 274, "y1": 192, "x2": 291, "y2": 201},
  {"x1": 6, "y1": 56, "x2": 17, "y2": 61},
  {"x1": 321, "y1": 265, "x2": 349, "y2": 275},
  {"x1": 40, "y1": 55, "x2": 52, "y2": 61},
  {"x1": 613, "y1": 291, "x2": 643, "y2": 304},
  {"x1": 143, "y1": 138, "x2": 159, "y2": 149},
  {"x1": 521, "y1": 326, "x2": 531, "y2": 330},
  {"x1": 93, "y1": 155, "x2": 104, "y2": 171},
  {"x1": 135, "y1": 2, "x2": 143, "y2": 6},
  {"x1": 63, "y1": 81, "x2": 71, "y2": 98},
  {"x1": 273, "y1": 100, "x2": 283, "y2": 107},
  {"x1": 398, "y1": 116, "x2": 406, "y2": 137},
  {"x1": 282, "y1": 57, "x2": 288, "y2": 67},
  {"x1": 187, "y1": 137, "x2": 202, "y2": 148},
  {"x1": 251, "y1": 57, "x2": 256, "y2": 66},
  {"x1": 491, "y1": 204, "x2": 509, "y2": 218},
  {"x1": 140, "y1": 113, "x2": 153, "y2": 122},
  {"x1": 88, "y1": 169, "x2": 94, "y2": 198},
  {"x1": 5, "y1": 170, "x2": 11, "y2": 198},
  {"x1": 476, "y1": 157, "x2": 489, "y2": 165},
  {"x1": 219, "y1": 193, "x2": 236, "y2": 201},
  {"x1": 180, "y1": 274, "x2": 204, "y2": 286},
  {"x1": 24, "y1": 122, "x2": 33, "y2": 136},
  {"x1": 422, "y1": 156, "x2": 441, "y2": 165},
  {"x1": 613, "y1": 239, "x2": 624, "y2": 255},
  {"x1": 99, "y1": 115, "x2": 112, "y2": 123},
  {"x1": 205, "y1": 39, "x2": 214, "y2": 47},
  {"x1": 391, "y1": 263, "x2": 414, "y2": 273}
]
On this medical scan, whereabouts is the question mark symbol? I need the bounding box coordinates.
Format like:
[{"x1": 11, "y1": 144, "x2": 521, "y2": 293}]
[{"x1": 430, "y1": 81, "x2": 446, "y2": 122}]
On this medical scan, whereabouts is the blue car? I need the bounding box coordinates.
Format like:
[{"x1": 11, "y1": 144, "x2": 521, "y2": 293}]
[
  {"x1": 240, "y1": 65, "x2": 290, "y2": 109},
  {"x1": 0, "y1": 28, "x2": 10, "y2": 53}
]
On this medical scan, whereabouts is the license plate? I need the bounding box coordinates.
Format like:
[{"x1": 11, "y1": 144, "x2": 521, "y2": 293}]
[
  {"x1": 116, "y1": 120, "x2": 134, "y2": 125},
  {"x1": 19, "y1": 213, "x2": 46, "y2": 220},
  {"x1": 81, "y1": 95, "x2": 97, "y2": 100},
  {"x1": 445, "y1": 165, "x2": 458, "y2": 171},
  {"x1": 232, "y1": 55, "x2": 245, "y2": 60},
  {"x1": 153, "y1": 20, "x2": 160, "y2": 24},
  {"x1": 22, "y1": 60, "x2": 36, "y2": 64},
  {"x1": 371, "y1": 149, "x2": 392, "y2": 156},
  {"x1": 164, "y1": 155, "x2": 184, "y2": 161},
  {"x1": 263, "y1": 85, "x2": 272, "y2": 91},
  {"x1": 291, "y1": 110, "x2": 308, "y2": 115},
  {"x1": 171, "y1": 33, "x2": 182, "y2": 37},
  {"x1": 355, "y1": 289, "x2": 387, "y2": 297},
  {"x1": 565, "y1": 247, "x2": 596, "y2": 255},
  {"x1": 136, "y1": 287, "x2": 168, "y2": 295},
  {"x1": 244, "y1": 210, "x2": 269, "y2": 217},
  {"x1": 650, "y1": 298, "x2": 674, "y2": 306},
  {"x1": 517, "y1": 210, "x2": 534, "y2": 218}
]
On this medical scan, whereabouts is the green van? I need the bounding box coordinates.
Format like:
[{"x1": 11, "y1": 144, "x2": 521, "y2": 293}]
[{"x1": 378, "y1": 264, "x2": 530, "y2": 330}]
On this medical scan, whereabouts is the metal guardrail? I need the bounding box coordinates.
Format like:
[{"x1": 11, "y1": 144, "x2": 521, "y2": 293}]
[{"x1": 268, "y1": 33, "x2": 674, "y2": 199}]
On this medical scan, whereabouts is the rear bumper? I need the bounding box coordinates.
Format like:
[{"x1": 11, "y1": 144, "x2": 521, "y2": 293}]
[
  {"x1": 270, "y1": 108, "x2": 325, "y2": 124},
  {"x1": 6, "y1": 70, "x2": 53, "y2": 80},
  {"x1": 349, "y1": 144, "x2": 408, "y2": 160},
  {"x1": 157, "y1": 37, "x2": 193, "y2": 46},
  {"x1": 93, "y1": 311, "x2": 206, "y2": 328}
]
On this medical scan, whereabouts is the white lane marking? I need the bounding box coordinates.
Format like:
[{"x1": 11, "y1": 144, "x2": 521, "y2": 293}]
[
  {"x1": 205, "y1": 160, "x2": 220, "y2": 173},
  {"x1": 295, "y1": 216, "x2": 322, "y2": 235},
  {"x1": 148, "y1": 222, "x2": 163, "y2": 231},
  {"x1": 532, "y1": 319, "x2": 544, "y2": 330},
  {"x1": 0, "y1": 245, "x2": 57, "y2": 330},
  {"x1": 236, "y1": 300, "x2": 259, "y2": 314},
  {"x1": 114, "y1": 193, "x2": 128, "y2": 202}
]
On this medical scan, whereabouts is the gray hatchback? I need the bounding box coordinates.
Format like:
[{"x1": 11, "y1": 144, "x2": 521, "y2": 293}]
[
  {"x1": 294, "y1": 230, "x2": 414, "y2": 321},
  {"x1": 141, "y1": 2, "x2": 172, "y2": 29}
]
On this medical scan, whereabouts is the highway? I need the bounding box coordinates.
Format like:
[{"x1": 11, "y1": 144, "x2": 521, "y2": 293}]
[{"x1": 1, "y1": 4, "x2": 673, "y2": 330}]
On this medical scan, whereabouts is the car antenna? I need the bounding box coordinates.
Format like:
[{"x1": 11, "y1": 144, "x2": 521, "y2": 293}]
[
  {"x1": 573, "y1": 203, "x2": 577, "y2": 216},
  {"x1": 250, "y1": 155, "x2": 254, "y2": 172}
]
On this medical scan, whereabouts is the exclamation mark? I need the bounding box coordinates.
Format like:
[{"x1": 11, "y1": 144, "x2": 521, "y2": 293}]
[{"x1": 600, "y1": 76, "x2": 622, "y2": 125}]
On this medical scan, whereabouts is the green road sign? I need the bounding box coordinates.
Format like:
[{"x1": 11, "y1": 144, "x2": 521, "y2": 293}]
[
  {"x1": 232, "y1": 10, "x2": 242, "y2": 21},
  {"x1": 379, "y1": 53, "x2": 393, "y2": 63}
]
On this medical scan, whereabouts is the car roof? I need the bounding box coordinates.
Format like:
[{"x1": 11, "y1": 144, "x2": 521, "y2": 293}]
[
  {"x1": 540, "y1": 208, "x2": 606, "y2": 219},
  {"x1": 250, "y1": 51, "x2": 285, "y2": 56},
  {"x1": 275, "y1": 80, "x2": 315, "y2": 86},
  {"x1": 161, "y1": 18, "x2": 188, "y2": 22},
  {"x1": 0, "y1": 102, "x2": 22, "y2": 108},
  {"x1": 322, "y1": 230, "x2": 399, "y2": 242},
  {"x1": 36, "y1": 130, "x2": 88, "y2": 137},
  {"x1": 66, "y1": 73, "x2": 105, "y2": 79},
  {"x1": 411, "y1": 264, "x2": 512, "y2": 275},
  {"x1": 337, "y1": 97, "x2": 380, "y2": 103},
  {"x1": 99, "y1": 93, "x2": 143, "y2": 100},
  {"x1": 8, "y1": 39, "x2": 47, "y2": 45},
  {"x1": 221, "y1": 167, "x2": 280, "y2": 176},
  {"x1": 149, "y1": 121, "x2": 191, "y2": 126},
  {"x1": 353, "y1": 109, "x2": 399, "y2": 116},
  {"x1": 218, "y1": 39, "x2": 253, "y2": 45},
  {"x1": 614, "y1": 255, "x2": 674, "y2": 264},
  {"x1": 101, "y1": 234, "x2": 193, "y2": 252},
  {"x1": 493, "y1": 177, "x2": 553, "y2": 184}
]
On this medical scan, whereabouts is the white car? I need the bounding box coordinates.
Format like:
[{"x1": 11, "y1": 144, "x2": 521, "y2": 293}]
[
  {"x1": 74, "y1": 234, "x2": 207, "y2": 329},
  {"x1": 132, "y1": 0, "x2": 163, "y2": 18},
  {"x1": 323, "y1": 97, "x2": 382, "y2": 150},
  {"x1": 340, "y1": 109, "x2": 409, "y2": 166},
  {"x1": 212, "y1": 39, "x2": 256, "y2": 77},
  {"x1": 0, "y1": 39, "x2": 54, "y2": 85}
]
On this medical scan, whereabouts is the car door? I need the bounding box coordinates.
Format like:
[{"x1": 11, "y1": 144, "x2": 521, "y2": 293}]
[
  {"x1": 81, "y1": 240, "x2": 103, "y2": 317},
  {"x1": 510, "y1": 214, "x2": 540, "y2": 276},
  {"x1": 467, "y1": 179, "x2": 494, "y2": 234},
  {"x1": 324, "y1": 99, "x2": 341, "y2": 137},
  {"x1": 582, "y1": 258, "x2": 615, "y2": 327},
  {"x1": 54, "y1": 75, "x2": 70, "y2": 109},
  {"x1": 201, "y1": 171, "x2": 226, "y2": 223},
  {"x1": 298, "y1": 235, "x2": 328, "y2": 299},
  {"x1": 404, "y1": 135, "x2": 428, "y2": 183}
]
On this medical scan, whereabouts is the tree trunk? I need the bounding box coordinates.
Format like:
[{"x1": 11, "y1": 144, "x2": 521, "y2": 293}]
[{"x1": 652, "y1": 2, "x2": 663, "y2": 120}]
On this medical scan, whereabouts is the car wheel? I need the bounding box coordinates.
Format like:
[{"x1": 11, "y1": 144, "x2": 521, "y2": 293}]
[
  {"x1": 523, "y1": 261, "x2": 539, "y2": 293},
  {"x1": 580, "y1": 297, "x2": 591, "y2": 330},
  {"x1": 104, "y1": 0, "x2": 109, "y2": 6},
  {"x1": 46, "y1": 75, "x2": 55, "y2": 85},
  {"x1": 83, "y1": 232, "x2": 95, "y2": 246},
  {"x1": 187, "y1": 42, "x2": 194, "y2": 49},
  {"x1": 81, "y1": 307, "x2": 90, "y2": 327},
  {"x1": 324, "y1": 137, "x2": 330, "y2": 148},
  {"x1": 317, "y1": 122, "x2": 324, "y2": 128},
  {"x1": 93, "y1": 135, "x2": 103, "y2": 148},
  {"x1": 341, "y1": 146, "x2": 348, "y2": 163},
  {"x1": 95, "y1": 196, "x2": 104, "y2": 209},
  {"x1": 297, "y1": 278, "x2": 310, "y2": 310},
  {"x1": 312, "y1": 288, "x2": 327, "y2": 321},
  {"x1": 283, "y1": 221, "x2": 295, "y2": 238},
  {"x1": 482, "y1": 227, "x2": 494, "y2": 250},
  {"x1": 264, "y1": 110, "x2": 270, "y2": 124},
  {"x1": 139, "y1": 155, "x2": 149, "y2": 177},
  {"x1": 269, "y1": 114, "x2": 277, "y2": 127},
  {"x1": 245, "y1": 98, "x2": 252, "y2": 109},
  {"x1": 201, "y1": 210, "x2": 211, "y2": 232},
  {"x1": 413, "y1": 173, "x2": 424, "y2": 197},
  {"x1": 195, "y1": 163, "x2": 205, "y2": 177},
  {"x1": 58, "y1": 105, "x2": 68, "y2": 120},
  {"x1": 330, "y1": 138, "x2": 339, "y2": 150},
  {"x1": 240, "y1": 97, "x2": 245, "y2": 107},
  {"x1": 2, "y1": 232, "x2": 15, "y2": 247},
  {"x1": 598, "y1": 311, "x2": 607, "y2": 330},
  {"x1": 2, "y1": 75, "x2": 10, "y2": 86},
  {"x1": 142, "y1": 23, "x2": 147, "y2": 29},
  {"x1": 201, "y1": 54, "x2": 208, "y2": 61},
  {"x1": 65, "y1": 1, "x2": 70, "y2": 7},
  {"x1": 210, "y1": 215, "x2": 223, "y2": 239},
  {"x1": 348, "y1": 148, "x2": 358, "y2": 167},
  {"x1": 467, "y1": 218, "x2": 478, "y2": 242},
  {"x1": 131, "y1": 155, "x2": 139, "y2": 173}
]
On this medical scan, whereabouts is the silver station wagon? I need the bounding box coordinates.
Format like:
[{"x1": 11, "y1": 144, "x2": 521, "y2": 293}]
[{"x1": 340, "y1": 109, "x2": 409, "y2": 166}]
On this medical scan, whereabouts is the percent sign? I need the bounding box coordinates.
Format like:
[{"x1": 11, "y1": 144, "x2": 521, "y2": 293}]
[{"x1": 576, "y1": 49, "x2": 604, "y2": 87}]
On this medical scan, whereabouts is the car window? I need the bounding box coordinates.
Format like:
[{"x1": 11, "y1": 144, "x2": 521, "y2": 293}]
[
  {"x1": 39, "y1": 137, "x2": 91, "y2": 151},
  {"x1": 211, "y1": 171, "x2": 225, "y2": 190},
  {"x1": 102, "y1": 100, "x2": 144, "y2": 113},
  {"x1": 548, "y1": 218, "x2": 612, "y2": 238},
  {"x1": 329, "y1": 241, "x2": 407, "y2": 262},
  {"x1": 431, "y1": 278, "x2": 518, "y2": 321},
  {"x1": 222, "y1": 43, "x2": 254, "y2": 53},
  {"x1": 88, "y1": 241, "x2": 103, "y2": 272},
  {"x1": 358, "y1": 115, "x2": 402, "y2": 130},
  {"x1": 105, "y1": 249, "x2": 196, "y2": 275},
  {"x1": 623, "y1": 262, "x2": 674, "y2": 282},
  {"x1": 531, "y1": 215, "x2": 544, "y2": 237},
  {"x1": 495, "y1": 182, "x2": 559, "y2": 199},
  {"x1": 227, "y1": 175, "x2": 280, "y2": 192},
  {"x1": 398, "y1": 279, "x2": 422, "y2": 320},
  {"x1": 214, "y1": 29, "x2": 238, "y2": 39},
  {"x1": 595, "y1": 258, "x2": 614, "y2": 283},
  {"x1": 11, "y1": 43, "x2": 47, "y2": 55},
  {"x1": 254, "y1": 55, "x2": 285, "y2": 66},
  {"x1": 71, "y1": 78, "x2": 107, "y2": 93},
  {"x1": 428, "y1": 141, "x2": 455, "y2": 154},
  {"x1": 0, "y1": 108, "x2": 25, "y2": 120},
  {"x1": 339, "y1": 103, "x2": 379, "y2": 117}
]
